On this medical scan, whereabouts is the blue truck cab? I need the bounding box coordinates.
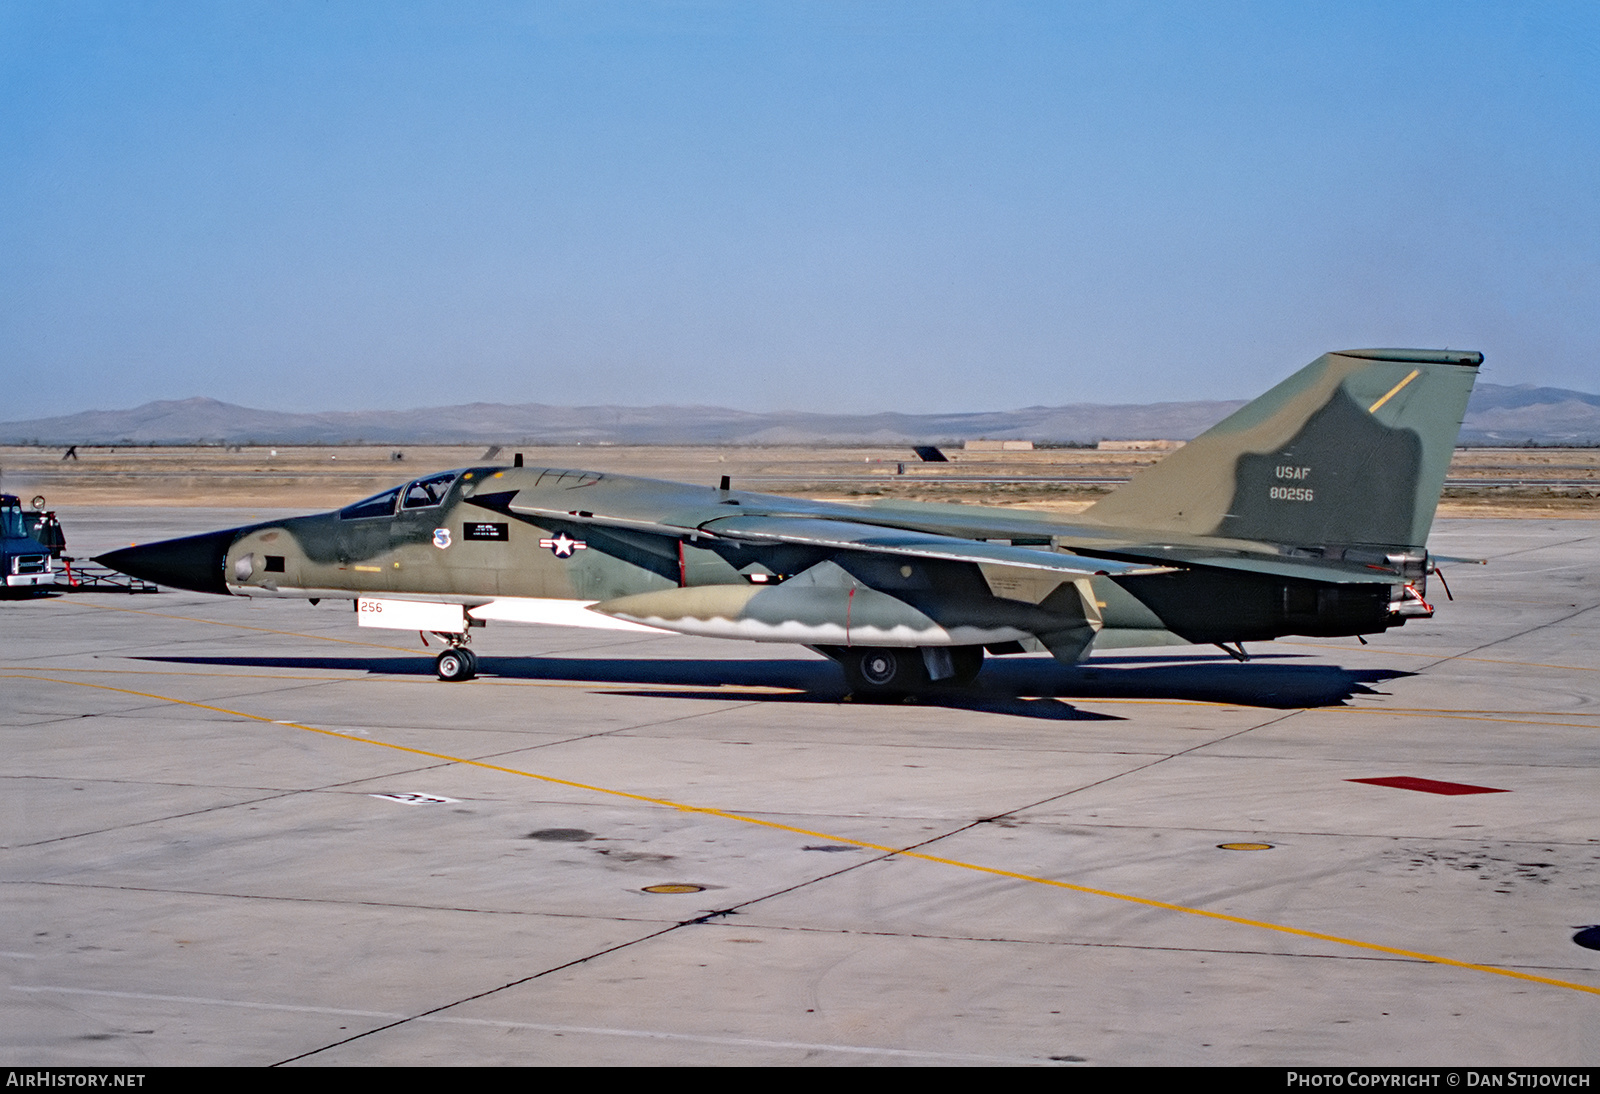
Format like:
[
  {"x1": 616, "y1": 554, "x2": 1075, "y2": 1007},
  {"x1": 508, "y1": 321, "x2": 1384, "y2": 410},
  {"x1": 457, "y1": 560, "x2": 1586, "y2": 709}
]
[{"x1": 1, "y1": 494, "x2": 56, "y2": 591}]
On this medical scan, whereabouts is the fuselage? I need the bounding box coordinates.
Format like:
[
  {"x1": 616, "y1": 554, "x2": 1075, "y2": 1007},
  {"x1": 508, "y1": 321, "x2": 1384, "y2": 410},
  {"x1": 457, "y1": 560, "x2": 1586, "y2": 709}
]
[
  {"x1": 123, "y1": 462, "x2": 1412, "y2": 654},
  {"x1": 91, "y1": 347, "x2": 1476, "y2": 687}
]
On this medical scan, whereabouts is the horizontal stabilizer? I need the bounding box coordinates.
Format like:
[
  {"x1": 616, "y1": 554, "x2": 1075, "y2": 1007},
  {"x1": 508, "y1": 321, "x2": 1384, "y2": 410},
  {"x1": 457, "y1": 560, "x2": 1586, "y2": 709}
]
[{"x1": 1093, "y1": 544, "x2": 1414, "y2": 584}]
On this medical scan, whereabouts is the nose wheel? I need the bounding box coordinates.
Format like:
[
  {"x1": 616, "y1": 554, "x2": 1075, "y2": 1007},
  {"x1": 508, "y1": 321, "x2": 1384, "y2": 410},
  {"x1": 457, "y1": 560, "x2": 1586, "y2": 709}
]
[{"x1": 435, "y1": 646, "x2": 478, "y2": 681}]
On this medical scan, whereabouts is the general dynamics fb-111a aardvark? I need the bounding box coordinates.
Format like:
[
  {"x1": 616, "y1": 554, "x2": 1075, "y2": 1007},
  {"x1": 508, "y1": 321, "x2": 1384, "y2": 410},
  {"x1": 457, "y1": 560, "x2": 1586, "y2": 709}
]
[{"x1": 98, "y1": 348, "x2": 1481, "y2": 690}]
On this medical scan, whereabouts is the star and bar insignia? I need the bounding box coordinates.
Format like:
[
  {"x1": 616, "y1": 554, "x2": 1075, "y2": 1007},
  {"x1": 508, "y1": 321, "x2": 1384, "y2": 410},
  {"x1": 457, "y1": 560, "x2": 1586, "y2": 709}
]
[{"x1": 539, "y1": 532, "x2": 588, "y2": 558}]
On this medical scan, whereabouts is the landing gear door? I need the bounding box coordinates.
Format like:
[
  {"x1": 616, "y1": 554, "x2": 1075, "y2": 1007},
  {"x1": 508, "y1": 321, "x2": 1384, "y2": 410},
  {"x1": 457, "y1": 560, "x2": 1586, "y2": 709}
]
[{"x1": 357, "y1": 598, "x2": 466, "y2": 633}]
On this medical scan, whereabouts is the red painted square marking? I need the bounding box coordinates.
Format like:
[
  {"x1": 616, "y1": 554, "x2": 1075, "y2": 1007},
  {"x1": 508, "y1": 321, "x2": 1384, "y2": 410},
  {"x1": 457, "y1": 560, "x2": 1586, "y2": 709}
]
[{"x1": 1348, "y1": 776, "x2": 1508, "y2": 796}]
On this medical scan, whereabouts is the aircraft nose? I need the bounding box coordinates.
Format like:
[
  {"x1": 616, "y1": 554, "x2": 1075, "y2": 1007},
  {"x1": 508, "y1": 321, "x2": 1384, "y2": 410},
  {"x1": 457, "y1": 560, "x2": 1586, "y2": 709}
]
[{"x1": 95, "y1": 528, "x2": 240, "y2": 595}]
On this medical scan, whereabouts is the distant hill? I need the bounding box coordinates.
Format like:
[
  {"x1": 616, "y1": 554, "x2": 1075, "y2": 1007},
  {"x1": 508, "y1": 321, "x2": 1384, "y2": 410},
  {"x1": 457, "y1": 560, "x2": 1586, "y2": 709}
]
[
  {"x1": 1456, "y1": 383, "x2": 1600, "y2": 445},
  {"x1": 1, "y1": 382, "x2": 1594, "y2": 446}
]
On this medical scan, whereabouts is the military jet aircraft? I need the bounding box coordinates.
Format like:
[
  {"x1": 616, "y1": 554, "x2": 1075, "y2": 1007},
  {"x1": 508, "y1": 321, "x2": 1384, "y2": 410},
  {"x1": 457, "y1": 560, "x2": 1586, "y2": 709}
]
[{"x1": 98, "y1": 348, "x2": 1480, "y2": 689}]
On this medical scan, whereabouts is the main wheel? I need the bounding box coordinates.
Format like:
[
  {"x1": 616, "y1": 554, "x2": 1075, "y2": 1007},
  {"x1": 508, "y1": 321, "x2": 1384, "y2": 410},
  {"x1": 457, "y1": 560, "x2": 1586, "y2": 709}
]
[
  {"x1": 839, "y1": 647, "x2": 928, "y2": 696},
  {"x1": 858, "y1": 649, "x2": 901, "y2": 687},
  {"x1": 435, "y1": 647, "x2": 477, "y2": 681}
]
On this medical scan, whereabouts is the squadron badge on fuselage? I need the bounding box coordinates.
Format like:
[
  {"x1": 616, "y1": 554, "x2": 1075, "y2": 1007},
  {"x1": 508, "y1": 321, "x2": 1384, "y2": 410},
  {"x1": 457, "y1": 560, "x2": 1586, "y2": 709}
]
[{"x1": 433, "y1": 528, "x2": 451, "y2": 549}]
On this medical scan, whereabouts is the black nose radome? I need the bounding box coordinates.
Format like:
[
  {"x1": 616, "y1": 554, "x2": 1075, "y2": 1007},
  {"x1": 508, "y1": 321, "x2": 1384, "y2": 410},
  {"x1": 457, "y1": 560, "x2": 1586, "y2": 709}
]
[{"x1": 95, "y1": 529, "x2": 240, "y2": 596}]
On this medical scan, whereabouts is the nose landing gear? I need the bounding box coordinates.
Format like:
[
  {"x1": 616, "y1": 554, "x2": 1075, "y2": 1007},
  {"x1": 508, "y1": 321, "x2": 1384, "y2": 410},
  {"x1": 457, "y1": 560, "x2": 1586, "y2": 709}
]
[{"x1": 433, "y1": 638, "x2": 478, "y2": 681}]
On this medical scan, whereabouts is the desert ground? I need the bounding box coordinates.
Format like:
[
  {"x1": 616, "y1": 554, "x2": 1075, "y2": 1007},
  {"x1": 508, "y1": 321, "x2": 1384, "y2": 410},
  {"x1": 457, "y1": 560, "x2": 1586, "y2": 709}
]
[{"x1": 1, "y1": 443, "x2": 1596, "y2": 518}]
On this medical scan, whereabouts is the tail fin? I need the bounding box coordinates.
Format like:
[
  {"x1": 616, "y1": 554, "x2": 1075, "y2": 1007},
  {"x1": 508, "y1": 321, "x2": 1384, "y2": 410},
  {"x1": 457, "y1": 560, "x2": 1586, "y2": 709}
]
[{"x1": 1081, "y1": 349, "x2": 1481, "y2": 550}]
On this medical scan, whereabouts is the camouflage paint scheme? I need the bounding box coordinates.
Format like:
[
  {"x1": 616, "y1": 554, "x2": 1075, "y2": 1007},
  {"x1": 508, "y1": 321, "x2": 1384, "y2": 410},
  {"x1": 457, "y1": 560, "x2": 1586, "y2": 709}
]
[{"x1": 97, "y1": 349, "x2": 1481, "y2": 688}]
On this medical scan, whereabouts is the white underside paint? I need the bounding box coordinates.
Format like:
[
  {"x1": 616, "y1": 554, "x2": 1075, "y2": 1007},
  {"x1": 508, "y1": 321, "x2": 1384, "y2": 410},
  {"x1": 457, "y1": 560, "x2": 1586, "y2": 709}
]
[
  {"x1": 598, "y1": 613, "x2": 1032, "y2": 647},
  {"x1": 226, "y1": 587, "x2": 1184, "y2": 651},
  {"x1": 467, "y1": 597, "x2": 672, "y2": 634}
]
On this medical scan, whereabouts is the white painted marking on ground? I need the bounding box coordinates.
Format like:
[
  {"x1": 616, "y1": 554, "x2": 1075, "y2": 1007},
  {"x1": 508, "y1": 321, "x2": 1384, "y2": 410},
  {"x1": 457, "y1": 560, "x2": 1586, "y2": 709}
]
[{"x1": 12, "y1": 986, "x2": 1040, "y2": 1063}]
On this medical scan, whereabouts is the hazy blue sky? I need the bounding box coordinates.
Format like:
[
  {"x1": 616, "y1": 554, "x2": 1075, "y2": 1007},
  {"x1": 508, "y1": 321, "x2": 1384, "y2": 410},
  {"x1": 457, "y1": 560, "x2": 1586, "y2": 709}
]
[{"x1": 3, "y1": 1, "x2": 1597, "y2": 419}]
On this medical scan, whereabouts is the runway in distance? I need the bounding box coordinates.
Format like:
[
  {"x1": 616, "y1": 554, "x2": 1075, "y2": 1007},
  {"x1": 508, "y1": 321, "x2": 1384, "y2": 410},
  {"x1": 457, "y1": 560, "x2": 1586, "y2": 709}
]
[{"x1": 99, "y1": 348, "x2": 1481, "y2": 689}]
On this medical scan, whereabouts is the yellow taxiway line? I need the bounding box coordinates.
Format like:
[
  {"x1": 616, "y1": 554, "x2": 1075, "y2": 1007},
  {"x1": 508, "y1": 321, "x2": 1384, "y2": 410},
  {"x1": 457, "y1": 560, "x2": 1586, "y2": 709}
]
[{"x1": 7, "y1": 670, "x2": 1598, "y2": 1001}]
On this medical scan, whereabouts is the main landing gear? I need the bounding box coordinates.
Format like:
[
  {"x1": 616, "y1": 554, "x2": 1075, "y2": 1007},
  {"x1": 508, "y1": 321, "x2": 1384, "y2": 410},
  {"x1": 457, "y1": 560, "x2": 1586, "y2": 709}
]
[{"x1": 819, "y1": 645, "x2": 985, "y2": 697}]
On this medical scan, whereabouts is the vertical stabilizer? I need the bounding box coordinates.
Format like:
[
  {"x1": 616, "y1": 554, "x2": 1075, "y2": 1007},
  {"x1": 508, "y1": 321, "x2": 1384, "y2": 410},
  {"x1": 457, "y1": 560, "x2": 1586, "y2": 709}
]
[{"x1": 1081, "y1": 349, "x2": 1481, "y2": 549}]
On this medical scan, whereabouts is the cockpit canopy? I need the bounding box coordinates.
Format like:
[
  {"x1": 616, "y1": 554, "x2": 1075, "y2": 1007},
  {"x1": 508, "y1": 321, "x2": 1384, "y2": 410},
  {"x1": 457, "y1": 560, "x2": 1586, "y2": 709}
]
[
  {"x1": 339, "y1": 471, "x2": 460, "y2": 520},
  {"x1": 403, "y1": 472, "x2": 456, "y2": 509}
]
